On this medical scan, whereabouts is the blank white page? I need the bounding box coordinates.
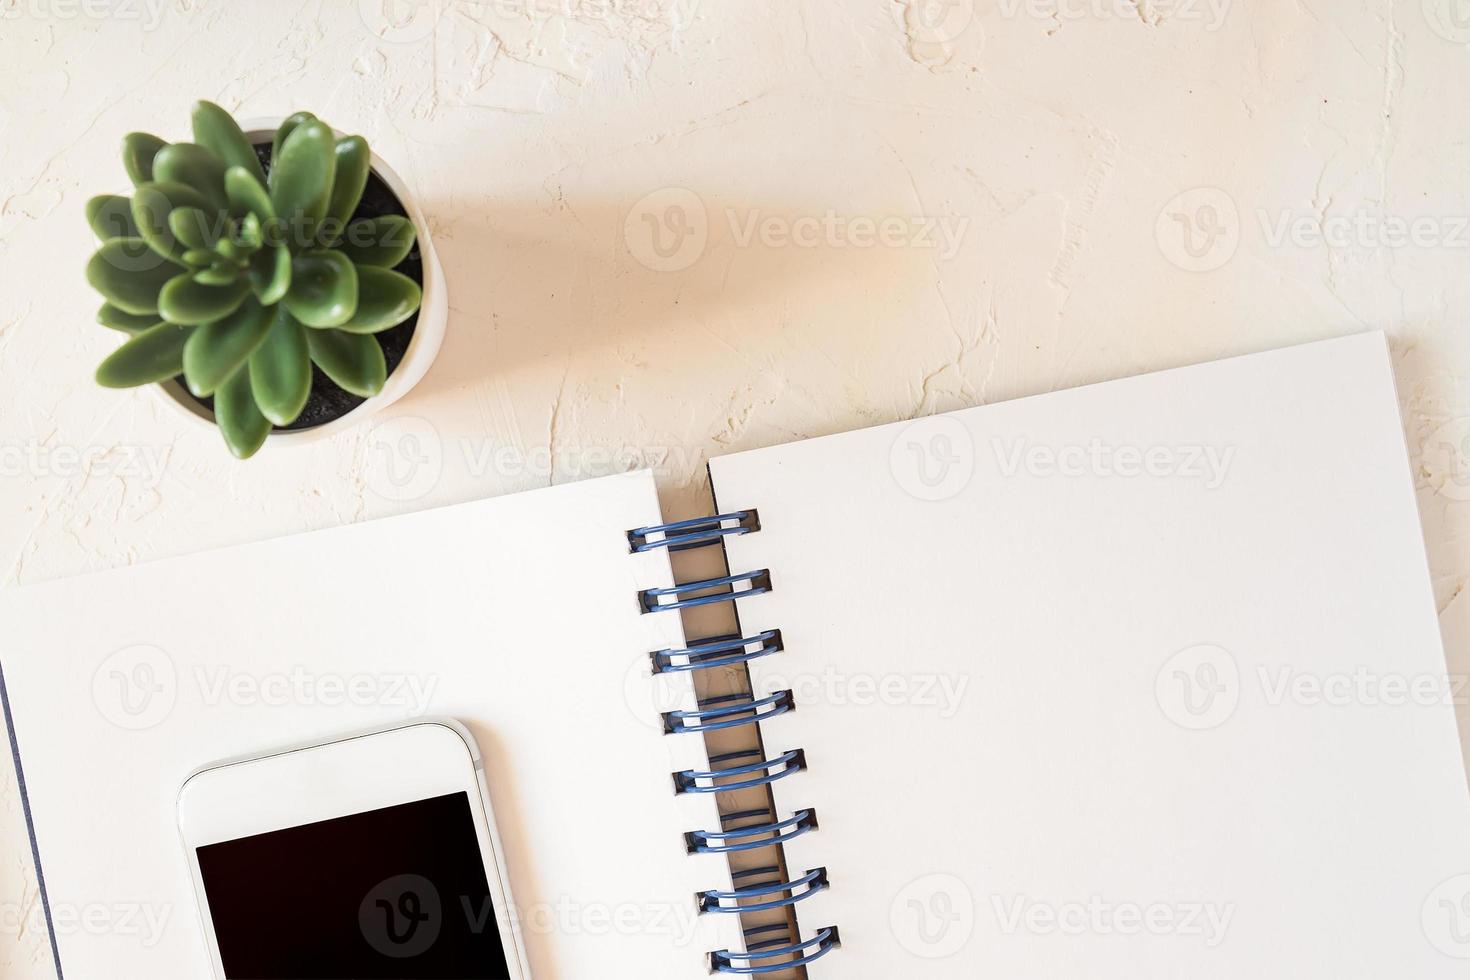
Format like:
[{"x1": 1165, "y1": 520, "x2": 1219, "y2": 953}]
[
  {"x1": 710, "y1": 333, "x2": 1470, "y2": 976},
  {"x1": 0, "y1": 471, "x2": 736, "y2": 979}
]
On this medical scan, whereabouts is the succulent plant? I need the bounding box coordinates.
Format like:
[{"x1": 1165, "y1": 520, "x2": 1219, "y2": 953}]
[{"x1": 87, "y1": 101, "x2": 422, "y2": 459}]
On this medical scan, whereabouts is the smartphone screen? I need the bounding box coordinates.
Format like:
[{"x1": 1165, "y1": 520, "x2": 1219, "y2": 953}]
[{"x1": 195, "y1": 791, "x2": 513, "y2": 979}]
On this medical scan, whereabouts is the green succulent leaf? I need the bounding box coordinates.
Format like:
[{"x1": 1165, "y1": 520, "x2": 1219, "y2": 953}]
[
  {"x1": 131, "y1": 181, "x2": 212, "y2": 265},
  {"x1": 237, "y1": 211, "x2": 263, "y2": 250},
  {"x1": 338, "y1": 215, "x2": 415, "y2": 268},
  {"x1": 152, "y1": 143, "x2": 229, "y2": 212},
  {"x1": 122, "y1": 132, "x2": 167, "y2": 186},
  {"x1": 224, "y1": 166, "x2": 275, "y2": 223},
  {"x1": 339, "y1": 267, "x2": 421, "y2": 334},
  {"x1": 181, "y1": 248, "x2": 217, "y2": 268},
  {"x1": 306, "y1": 328, "x2": 385, "y2": 398},
  {"x1": 182, "y1": 297, "x2": 273, "y2": 397},
  {"x1": 86, "y1": 195, "x2": 141, "y2": 241},
  {"x1": 191, "y1": 100, "x2": 267, "y2": 186},
  {"x1": 323, "y1": 136, "x2": 370, "y2": 244},
  {"x1": 95, "y1": 322, "x2": 193, "y2": 388},
  {"x1": 214, "y1": 363, "x2": 271, "y2": 460},
  {"x1": 216, "y1": 236, "x2": 251, "y2": 262},
  {"x1": 87, "y1": 238, "x2": 178, "y2": 315},
  {"x1": 168, "y1": 206, "x2": 219, "y2": 250},
  {"x1": 192, "y1": 263, "x2": 240, "y2": 287},
  {"x1": 269, "y1": 120, "x2": 335, "y2": 250},
  {"x1": 159, "y1": 272, "x2": 250, "y2": 325},
  {"x1": 284, "y1": 249, "x2": 358, "y2": 327},
  {"x1": 250, "y1": 307, "x2": 311, "y2": 426},
  {"x1": 271, "y1": 112, "x2": 317, "y2": 163},
  {"x1": 97, "y1": 303, "x2": 161, "y2": 335},
  {"x1": 249, "y1": 244, "x2": 292, "y2": 305}
]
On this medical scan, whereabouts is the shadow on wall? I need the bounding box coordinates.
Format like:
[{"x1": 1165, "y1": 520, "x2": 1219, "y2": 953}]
[
  {"x1": 412, "y1": 193, "x2": 848, "y2": 389},
  {"x1": 387, "y1": 193, "x2": 955, "y2": 507}
]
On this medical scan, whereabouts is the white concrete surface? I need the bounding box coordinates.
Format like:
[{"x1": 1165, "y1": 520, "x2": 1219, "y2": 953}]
[{"x1": 4, "y1": 0, "x2": 1470, "y2": 974}]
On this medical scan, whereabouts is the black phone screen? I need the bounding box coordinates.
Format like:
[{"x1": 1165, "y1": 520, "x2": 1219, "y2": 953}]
[{"x1": 196, "y1": 791, "x2": 514, "y2": 979}]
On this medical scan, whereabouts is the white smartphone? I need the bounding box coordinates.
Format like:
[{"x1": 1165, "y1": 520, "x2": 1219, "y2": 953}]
[{"x1": 177, "y1": 720, "x2": 530, "y2": 979}]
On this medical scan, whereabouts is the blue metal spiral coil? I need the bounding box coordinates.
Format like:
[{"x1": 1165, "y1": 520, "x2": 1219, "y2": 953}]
[
  {"x1": 662, "y1": 690, "x2": 794, "y2": 735},
  {"x1": 639, "y1": 569, "x2": 772, "y2": 613},
  {"x1": 685, "y1": 808, "x2": 819, "y2": 855},
  {"x1": 628, "y1": 511, "x2": 760, "y2": 552},
  {"x1": 650, "y1": 630, "x2": 783, "y2": 674},
  {"x1": 709, "y1": 926, "x2": 841, "y2": 974},
  {"x1": 673, "y1": 748, "x2": 806, "y2": 795},
  {"x1": 698, "y1": 866, "x2": 829, "y2": 915},
  {"x1": 628, "y1": 511, "x2": 839, "y2": 972}
]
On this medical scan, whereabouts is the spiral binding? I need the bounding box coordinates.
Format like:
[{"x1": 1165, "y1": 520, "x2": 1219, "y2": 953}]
[
  {"x1": 686, "y1": 808, "x2": 820, "y2": 855},
  {"x1": 662, "y1": 690, "x2": 795, "y2": 735},
  {"x1": 628, "y1": 510, "x2": 761, "y2": 553},
  {"x1": 639, "y1": 569, "x2": 773, "y2": 613},
  {"x1": 651, "y1": 630, "x2": 783, "y2": 674},
  {"x1": 632, "y1": 511, "x2": 840, "y2": 974},
  {"x1": 711, "y1": 924, "x2": 842, "y2": 974},
  {"x1": 673, "y1": 748, "x2": 807, "y2": 795},
  {"x1": 699, "y1": 866, "x2": 829, "y2": 914}
]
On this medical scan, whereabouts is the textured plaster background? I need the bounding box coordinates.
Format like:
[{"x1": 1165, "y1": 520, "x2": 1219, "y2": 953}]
[{"x1": 5, "y1": 0, "x2": 1470, "y2": 973}]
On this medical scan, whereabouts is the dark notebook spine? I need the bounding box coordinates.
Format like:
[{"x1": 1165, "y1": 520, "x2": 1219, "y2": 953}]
[{"x1": 628, "y1": 512, "x2": 840, "y2": 975}]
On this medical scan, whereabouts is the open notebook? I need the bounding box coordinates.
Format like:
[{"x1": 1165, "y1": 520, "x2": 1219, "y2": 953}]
[{"x1": 5, "y1": 331, "x2": 1470, "y2": 977}]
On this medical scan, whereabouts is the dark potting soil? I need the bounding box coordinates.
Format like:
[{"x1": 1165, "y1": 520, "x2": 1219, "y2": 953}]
[{"x1": 181, "y1": 140, "x2": 422, "y2": 431}]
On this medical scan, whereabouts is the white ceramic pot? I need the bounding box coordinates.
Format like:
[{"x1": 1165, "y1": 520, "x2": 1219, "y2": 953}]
[{"x1": 154, "y1": 120, "x2": 447, "y2": 446}]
